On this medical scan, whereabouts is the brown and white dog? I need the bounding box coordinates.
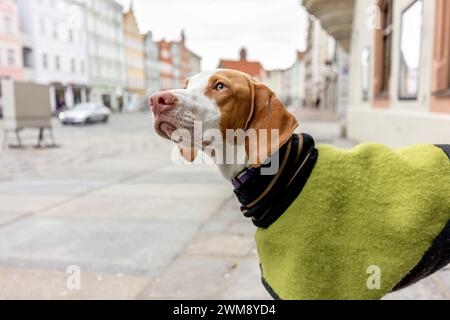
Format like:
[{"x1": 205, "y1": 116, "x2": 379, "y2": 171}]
[
  {"x1": 150, "y1": 69, "x2": 450, "y2": 300},
  {"x1": 150, "y1": 69, "x2": 298, "y2": 179}
]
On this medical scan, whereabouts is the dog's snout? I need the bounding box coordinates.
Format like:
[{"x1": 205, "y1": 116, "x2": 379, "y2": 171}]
[{"x1": 150, "y1": 92, "x2": 177, "y2": 115}]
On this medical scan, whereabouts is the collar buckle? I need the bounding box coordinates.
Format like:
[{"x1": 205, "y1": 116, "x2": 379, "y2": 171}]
[{"x1": 232, "y1": 167, "x2": 258, "y2": 189}]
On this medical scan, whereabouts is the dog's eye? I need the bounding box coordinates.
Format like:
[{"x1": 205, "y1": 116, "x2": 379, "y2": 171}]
[{"x1": 214, "y1": 82, "x2": 226, "y2": 91}]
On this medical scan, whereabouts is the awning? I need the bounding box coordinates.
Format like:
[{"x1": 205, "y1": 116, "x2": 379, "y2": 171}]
[{"x1": 302, "y1": 0, "x2": 356, "y2": 52}]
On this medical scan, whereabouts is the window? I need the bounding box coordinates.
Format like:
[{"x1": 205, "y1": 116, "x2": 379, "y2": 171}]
[
  {"x1": 374, "y1": 0, "x2": 394, "y2": 98},
  {"x1": 71, "y1": 58, "x2": 76, "y2": 73},
  {"x1": 42, "y1": 53, "x2": 48, "y2": 69},
  {"x1": 399, "y1": 0, "x2": 423, "y2": 99},
  {"x1": 53, "y1": 22, "x2": 58, "y2": 39},
  {"x1": 380, "y1": 0, "x2": 393, "y2": 95},
  {"x1": 7, "y1": 49, "x2": 15, "y2": 66},
  {"x1": 68, "y1": 29, "x2": 74, "y2": 42},
  {"x1": 22, "y1": 47, "x2": 34, "y2": 68},
  {"x1": 431, "y1": 0, "x2": 450, "y2": 114},
  {"x1": 40, "y1": 19, "x2": 45, "y2": 35},
  {"x1": 4, "y1": 16, "x2": 13, "y2": 34},
  {"x1": 161, "y1": 49, "x2": 171, "y2": 60},
  {"x1": 361, "y1": 48, "x2": 371, "y2": 101},
  {"x1": 55, "y1": 56, "x2": 60, "y2": 71},
  {"x1": 432, "y1": 0, "x2": 450, "y2": 94}
]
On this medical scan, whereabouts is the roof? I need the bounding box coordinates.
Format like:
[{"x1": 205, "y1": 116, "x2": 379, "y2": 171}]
[
  {"x1": 187, "y1": 48, "x2": 202, "y2": 60},
  {"x1": 218, "y1": 59, "x2": 265, "y2": 78}
]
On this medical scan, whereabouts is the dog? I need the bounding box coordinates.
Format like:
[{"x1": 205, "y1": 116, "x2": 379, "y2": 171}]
[{"x1": 150, "y1": 69, "x2": 450, "y2": 300}]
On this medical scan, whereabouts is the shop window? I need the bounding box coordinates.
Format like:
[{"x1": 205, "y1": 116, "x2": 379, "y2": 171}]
[
  {"x1": 374, "y1": 0, "x2": 394, "y2": 100},
  {"x1": 431, "y1": 0, "x2": 450, "y2": 114},
  {"x1": 361, "y1": 48, "x2": 371, "y2": 101},
  {"x1": 399, "y1": 0, "x2": 423, "y2": 100},
  {"x1": 432, "y1": 0, "x2": 450, "y2": 94}
]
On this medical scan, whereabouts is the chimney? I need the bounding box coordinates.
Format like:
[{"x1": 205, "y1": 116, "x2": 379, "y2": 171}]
[
  {"x1": 181, "y1": 29, "x2": 186, "y2": 44},
  {"x1": 239, "y1": 47, "x2": 247, "y2": 61},
  {"x1": 297, "y1": 51, "x2": 306, "y2": 61}
]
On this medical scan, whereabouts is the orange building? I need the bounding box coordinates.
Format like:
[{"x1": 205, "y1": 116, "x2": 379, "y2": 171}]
[
  {"x1": 158, "y1": 40, "x2": 173, "y2": 91},
  {"x1": 157, "y1": 31, "x2": 202, "y2": 90},
  {"x1": 218, "y1": 48, "x2": 266, "y2": 82}
]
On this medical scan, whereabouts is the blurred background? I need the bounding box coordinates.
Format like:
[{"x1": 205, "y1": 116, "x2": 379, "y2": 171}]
[{"x1": 0, "y1": 0, "x2": 448, "y2": 300}]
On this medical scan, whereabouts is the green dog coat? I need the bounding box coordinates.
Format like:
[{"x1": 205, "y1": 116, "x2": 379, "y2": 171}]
[{"x1": 255, "y1": 143, "x2": 450, "y2": 300}]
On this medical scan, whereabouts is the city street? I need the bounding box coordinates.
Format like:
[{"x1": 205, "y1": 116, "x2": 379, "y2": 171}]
[{"x1": 0, "y1": 112, "x2": 449, "y2": 300}]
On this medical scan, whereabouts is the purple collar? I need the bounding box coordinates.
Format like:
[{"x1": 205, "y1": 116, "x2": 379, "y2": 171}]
[{"x1": 232, "y1": 167, "x2": 258, "y2": 189}]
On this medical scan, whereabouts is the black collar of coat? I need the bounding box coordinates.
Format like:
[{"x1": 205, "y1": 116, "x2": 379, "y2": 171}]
[{"x1": 233, "y1": 133, "x2": 319, "y2": 229}]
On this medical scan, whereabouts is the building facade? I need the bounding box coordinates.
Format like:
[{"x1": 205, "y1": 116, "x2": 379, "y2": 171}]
[
  {"x1": 18, "y1": 0, "x2": 89, "y2": 112},
  {"x1": 172, "y1": 31, "x2": 201, "y2": 87},
  {"x1": 157, "y1": 32, "x2": 202, "y2": 91},
  {"x1": 0, "y1": 0, "x2": 23, "y2": 80},
  {"x1": 144, "y1": 31, "x2": 160, "y2": 97},
  {"x1": 171, "y1": 41, "x2": 183, "y2": 89},
  {"x1": 266, "y1": 69, "x2": 285, "y2": 101},
  {"x1": 188, "y1": 49, "x2": 202, "y2": 77},
  {"x1": 304, "y1": 17, "x2": 321, "y2": 109},
  {"x1": 219, "y1": 48, "x2": 267, "y2": 83},
  {"x1": 346, "y1": 0, "x2": 450, "y2": 146},
  {"x1": 304, "y1": 16, "x2": 338, "y2": 111},
  {"x1": 266, "y1": 52, "x2": 306, "y2": 108},
  {"x1": 335, "y1": 45, "x2": 350, "y2": 120},
  {"x1": 284, "y1": 51, "x2": 306, "y2": 108},
  {"x1": 124, "y1": 7, "x2": 145, "y2": 111},
  {"x1": 158, "y1": 40, "x2": 173, "y2": 91},
  {"x1": 77, "y1": 0, "x2": 125, "y2": 111}
]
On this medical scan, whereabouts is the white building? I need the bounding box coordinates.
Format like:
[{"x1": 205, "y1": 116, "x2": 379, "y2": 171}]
[
  {"x1": 266, "y1": 52, "x2": 306, "y2": 108},
  {"x1": 335, "y1": 45, "x2": 349, "y2": 120},
  {"x1": 144, "y1": 31, "x2": 160, "y2": 97},
  {"x1": 76, "y1": 0, "x2": 125, "y2": 111},
  {"x1": 346, "y1": 0, "x2": 450, "y2": 146},
  {"x1": 284, "y1": 51, "x2": 306, "y2": 108},
  {"x1": 304, "y1": 16, "x2": 337, "y2": 110},
  {"x1": 266, "y1": 69, "x2": 285, "y2": 101},
  {"x1": 188, "y1": 50, "x2": 202, "y2": 77},
  {"x1": 304, "y1": 0, "x2": 450, "y2": 146},
  {"x1": 18, "y1": 0, "x2": 89, "y2": 112}
]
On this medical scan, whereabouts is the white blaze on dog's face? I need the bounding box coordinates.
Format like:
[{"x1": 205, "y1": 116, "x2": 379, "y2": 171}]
[
  {"x1": 151, "y1": 71, "x2": 220, "y2": 144},
  {"x1": 150, "y1": 69, "x2": 299, "y2": 166}
]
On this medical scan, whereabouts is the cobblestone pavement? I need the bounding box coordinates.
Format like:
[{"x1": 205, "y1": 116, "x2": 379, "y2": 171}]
[{"x1": 0, "y1": 112, "x2": 448, "y2": 300}]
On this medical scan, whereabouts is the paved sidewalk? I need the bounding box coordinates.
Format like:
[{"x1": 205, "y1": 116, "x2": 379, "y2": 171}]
[{"x1": 0, "y1": 112, "x2": 448, "y2": 300}]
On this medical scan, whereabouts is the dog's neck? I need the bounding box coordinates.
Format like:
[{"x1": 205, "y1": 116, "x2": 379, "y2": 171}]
[
  {"x1": 215, "y1": 142, "x2": 249, "y2": 181},
  {"x1": 215, "y1": 136, "x2": 302, "y2": 182},
  {"x1": 229, "y1": 133, "x2": 318, "y2": 229},
  {"x1": 218, "y1": 163, "x2": 248, "y2": 181}
]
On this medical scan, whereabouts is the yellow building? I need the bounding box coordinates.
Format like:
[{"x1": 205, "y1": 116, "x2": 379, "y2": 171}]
[{"x1": 124, "y1": 7, "x2": 146, "y2": 111}]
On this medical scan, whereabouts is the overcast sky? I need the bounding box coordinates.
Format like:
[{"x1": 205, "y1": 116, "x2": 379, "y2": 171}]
[{"x1": 115, "y1": 0, "x2": 309, "y2": 71}]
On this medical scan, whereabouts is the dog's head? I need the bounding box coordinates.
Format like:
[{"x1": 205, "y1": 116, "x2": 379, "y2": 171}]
[{"x1": 150, "y1": 69, "x2": 298, "y2": 166}]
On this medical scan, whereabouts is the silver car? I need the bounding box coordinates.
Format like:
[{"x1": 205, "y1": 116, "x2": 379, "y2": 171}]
[{"x1": 59, "y1": 103, "x2": 111, "y2": 125}]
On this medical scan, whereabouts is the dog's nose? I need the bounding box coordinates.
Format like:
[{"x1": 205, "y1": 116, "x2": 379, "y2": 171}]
[{"x1": 150, "y1": 92, "x2": 177, "y2": 115}]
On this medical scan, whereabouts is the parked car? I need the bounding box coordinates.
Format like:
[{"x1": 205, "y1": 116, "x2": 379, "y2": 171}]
[{"x1": 59, "y1": 103, "x2": 111, "y2": 125}]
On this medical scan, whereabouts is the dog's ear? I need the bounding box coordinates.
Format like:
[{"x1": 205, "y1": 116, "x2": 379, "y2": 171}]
[
  {"x1": 178, "y1": 145, "x2": 198, "y2": 163},
  {"x1": 245, "y1": 81, "x2": 299, "y2": 167}
]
